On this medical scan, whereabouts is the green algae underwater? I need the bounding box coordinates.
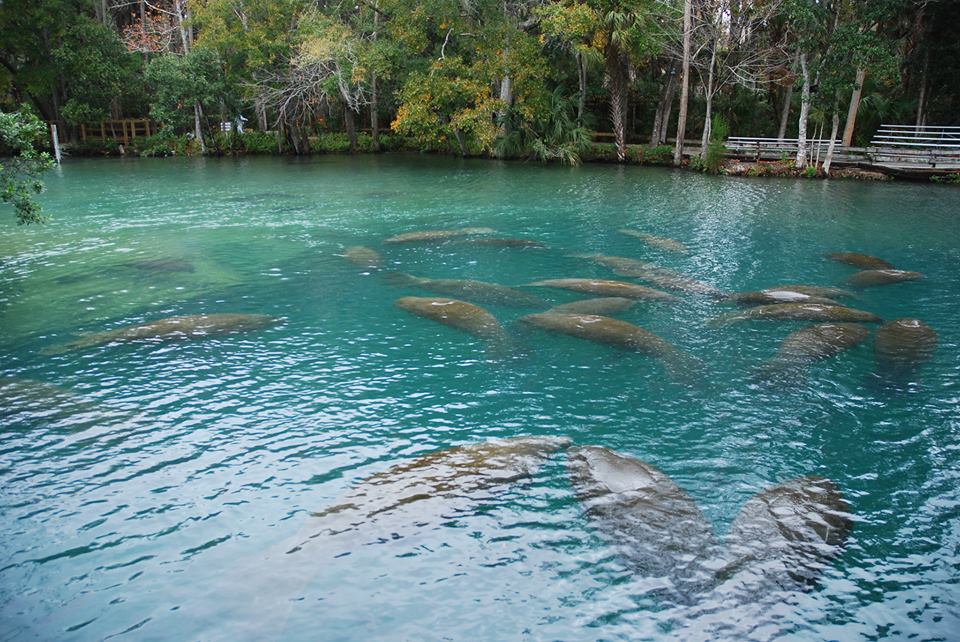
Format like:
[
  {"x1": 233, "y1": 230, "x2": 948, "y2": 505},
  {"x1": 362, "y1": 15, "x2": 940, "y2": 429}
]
[{"x1": 1, "y1": 155, "x2": 958, "y2": 641}]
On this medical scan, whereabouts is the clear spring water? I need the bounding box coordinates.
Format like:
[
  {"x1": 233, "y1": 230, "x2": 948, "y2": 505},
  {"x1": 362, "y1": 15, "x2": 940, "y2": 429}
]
[{"x1": 1, "y1": 155, "x2": 958, "y2": 641}]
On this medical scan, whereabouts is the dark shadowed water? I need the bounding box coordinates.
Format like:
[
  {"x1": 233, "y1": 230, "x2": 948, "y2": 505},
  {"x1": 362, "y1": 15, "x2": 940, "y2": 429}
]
[{"x1": 1, "y1": 156, "x2": 958, "y2": 640}]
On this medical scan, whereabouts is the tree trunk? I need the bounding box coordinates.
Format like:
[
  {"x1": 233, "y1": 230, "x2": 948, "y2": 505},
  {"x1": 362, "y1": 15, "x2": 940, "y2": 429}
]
[
  {"x1": 344, "y1": 106, "x2": 357, "y2": 153},
  {"x1": 651, "y1": 65, "x2": 677, "y2": 145},
  {"x1": 795, "y1": 52, "x2": 811, "y2": 168},
  {"x1": 175, "y1": 0, "x2": 190, "y2": 54},
  {"x1": 370, "y1": 3, "x2": 380, "y2": 152},
  {"x1": 255, "y1": 96, "x2": 268, "y2": 131},
  {"x1": 823, "y1": 105, "x2": 840, "y2": 176},
  {"x1": 576, "y1": 51, "x2": 587, "y2": 126},
  {"x1": 194, "y1": 102, "x2": 207, "y2": 154},
  {"x1": 777, "y1": 52, "x2": 799, "y2": 141},
  {"x1": 605, "y1": 45, "x2": 629, "y2": 162},
  {"x1": 673, "y1": 0, "x2": 692, "y2": 166},
  {"x1": 915, "y1": 48, "x2": 929, "y2": 129},
  {"x1": 841, "y1": 67, "x2": 865, "y2": 147},
  {"x1": 699, "y1": 42, "x2": 717, "y2": 160}
]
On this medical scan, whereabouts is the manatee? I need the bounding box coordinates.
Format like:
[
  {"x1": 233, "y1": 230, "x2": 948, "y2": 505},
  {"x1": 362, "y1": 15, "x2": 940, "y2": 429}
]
[
  {"x1": 826, "y1": 252, "x2": 894, "y2": 270},
  {"x1": 754, "y1": 323, "x2": 869, "y2": 384},
  {"x1": 455, "y1": 237, "x2": 547, "y2": 249},
  {"x1": 576, "y1": 254, "x2": 722, "y2": 297},
  {"x1": 383, "y1": 227, "x2": 496, "y2": 245},
  {"x1": 122, "y1": 257, "x2": 195, "y2": 273},
  {"x1": 846, "y1": 269, "x2": 922, "y2": 289},
  {"x1": 766, "y1": 284, "x2": 854, "y2": 299},
  {"x1": 548, "y1": 297, "x2": 636, "y2": 316},
  {"x1": 43, "y1": 313, "x2": 281, "y2": 354},
  {"x1": 520, "y1": 312, "x2": 701, "y2": 383},
  {"x1": 388, "y1": 273, "x2": 547, "y2": 308},
  {"x1": 710, "y1": 303, "x2": 881, "y2": 326},
  {"x1": 0, "y1": 378, "x2": 90, "y2": 425},
  {"x1": 526, "y1": 278, "x2": 678, "y2": 302},
  {"x1": 718, "y1": 476, "x2": 852, "y2": 592},
  {"x1": 290, "y1": 436, "x2": 570, "y2": 551},
  {"x1": 395, "y1": 296, "x2": 515, "y2": 355},
  {"x1": 567, "y1": 446, "x2": 720, "y2": 601},
  {"x1": 619, "y1": 228, "x2": 690, "y2": 254},
  {"x1": 342, "y1": 246, "x2": 382, "y2": 269},
  {"x1": 874, "y1": 318, "x2": 938, "y2": 374},
  {"x1": 722, "y1": 289, "x2": 841, "y2": 307}
]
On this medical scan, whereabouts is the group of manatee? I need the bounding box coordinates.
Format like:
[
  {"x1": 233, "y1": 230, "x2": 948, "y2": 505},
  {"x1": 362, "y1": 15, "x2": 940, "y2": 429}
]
[
  {"x1": 291, "y1": 436, "x2": 852, "y2": 606},
  {"x1": 342, "y1": 226, "x2": 937, "y2": 387}
]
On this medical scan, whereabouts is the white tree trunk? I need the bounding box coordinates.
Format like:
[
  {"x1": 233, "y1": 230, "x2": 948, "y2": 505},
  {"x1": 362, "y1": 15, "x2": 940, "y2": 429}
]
[
  {"x1": 795, "y1": 52, "x2": 811, "y2": 168},
  {"x1": 194, "y1": 102, "x2": 207, "y2": 154},
  {"x1": 823, "y1": 108, "x2": 840, "y2": 176},
  {"x1": 699, "y1": 43, "x2": 717, "y2": 160},
  {"x1": 842, "y1": 68, "x2": 865, "y2": 147},
  {"x1": 673, "y1": 0, "x2": 692, "y2": 166}
]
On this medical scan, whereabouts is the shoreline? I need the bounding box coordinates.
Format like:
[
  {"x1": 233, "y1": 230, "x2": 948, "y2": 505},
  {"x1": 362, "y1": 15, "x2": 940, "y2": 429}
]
[{"x1": 53, "y1": 139, "x2": 958, "y2": 185}]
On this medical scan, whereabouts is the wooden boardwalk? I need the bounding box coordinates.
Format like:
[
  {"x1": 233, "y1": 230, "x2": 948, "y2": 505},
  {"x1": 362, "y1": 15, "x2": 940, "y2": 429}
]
[{"x1": 726, "y1": 126, "x2": 960, "y2": 177}]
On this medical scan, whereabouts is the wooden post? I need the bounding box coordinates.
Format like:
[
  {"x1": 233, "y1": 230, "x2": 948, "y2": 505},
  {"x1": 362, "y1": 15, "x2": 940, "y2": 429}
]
[
  {"x1": 81, "y1": 123, "x2": 87, "y2": 141},
  {"x1": 50, "y1": 123, "x2": 62, "y2": 164},
  {"x1": 100, "y1": 121, "x2": 105, "y2": 140}
]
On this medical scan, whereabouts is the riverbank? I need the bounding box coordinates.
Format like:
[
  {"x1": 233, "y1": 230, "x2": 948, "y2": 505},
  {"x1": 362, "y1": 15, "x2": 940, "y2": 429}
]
[{"x1": 55, "y1": 131, "x2": 959, "y2": 184}]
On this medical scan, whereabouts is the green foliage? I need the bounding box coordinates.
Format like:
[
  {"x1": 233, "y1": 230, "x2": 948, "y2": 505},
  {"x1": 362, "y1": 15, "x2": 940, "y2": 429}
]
[
  {"x1": 703, "y1": 115, "x2": 728, "y2": 174},
  {"x1": 633, "y1": 145, "x2": 673, "y2": 165},
  {"x1": 930, "y1": 173, "x2": 960, "y2": 185},
  {"x1": 145, "y1": 50, "x2": 232, "y2": 132},
  {"x1": 0, "y1": 106, "x2": 54, "y2": 224},
  {"x1": 803, "y1": 165, "x2": 819, "y2": 179},
  {"x1": 314, "y1": 132, "x2": 375, "y2": 153},
  {"x1": 495, "y1": 88, "x2": 590, "y2": 165}
]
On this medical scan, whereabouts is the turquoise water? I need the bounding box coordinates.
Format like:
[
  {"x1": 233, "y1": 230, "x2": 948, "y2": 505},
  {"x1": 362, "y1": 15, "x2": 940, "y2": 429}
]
[{"x1": 1, "y1": 156, "x2": 958, "y2": 640}]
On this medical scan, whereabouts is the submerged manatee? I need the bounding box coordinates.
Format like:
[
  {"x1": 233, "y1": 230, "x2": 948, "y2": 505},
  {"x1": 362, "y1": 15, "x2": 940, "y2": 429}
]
[
  {"x1": 455, "y1": 237, "x2": 547, "y2": 249},
  {"x1": 395, "y1": 296, "x2": 515, "y2": 355},
  {"x1": 846, "y1": 269, "x2": 922, "y2": 289},
  {"x1": 342, "y1": 246, "x2": 382, "y2": 269},
  {"x1": 526, "y1": 278, "x2": 678, "y2": 302},
  {"x1": 383, "y1": 227, "x2": 496, "y2": 245},
  {"x1": 122, "y1": 257, "x2": 195, "y2": 273},
  {"x1": 619, "y1": 228, "x2": 690, "y2": 254},
  {"x1": 520, "y1": 312, "x2": 701, "y2": 383},
  {"x1": 755, "y1": 323, "x2": 869, "y2": 384},
  {"x1": 722, "y1": 289, "x2": 840, "y2": 307},
  {"x1": 766, "y1": 284, "x2": 854, "y2": 299},
  {"x1": 291, "y1": 436, "x2": 570, "y2": 550},
  {"x1": 710, "y1": 303, "x2": 881, "y2": 326},
  {"x1": 548, "y1": 297, "x2": 636, "y2": 316},
  {"x1": 874, "y1": 318, "x2": 938, "y2": 375},
  {"x1": 718, "y1": 476, "x2": 852, "y2": 593},
  {"x1": 567, "y1": 446, "x2": 720, "y2": 601},
  {"x1": 825, "y1": 252, "x2": 894, "y2": 270},
  {"x1": 44, "y1": 313, "x2": 281, "y2": 354},
  {"x1": 388, "y1": 273, "x2": 547, "y2": 308},
  {"x1": 577, "y1": 254, "x2": 722, "y2": 297}
]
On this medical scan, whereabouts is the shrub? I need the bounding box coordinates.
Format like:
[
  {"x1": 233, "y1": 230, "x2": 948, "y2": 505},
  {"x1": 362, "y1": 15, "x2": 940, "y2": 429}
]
[
  {"x1": 66, "y1": 138, "x2": 121, "y2": 156},
  {"x1": 703, "y1": 115, "x2": 728, "y2": 174},
  {"x1": 634, "y1": 145, "x2": 674, "y2": 166},
  {"x1": 240, "y1": 131, "x2": 278, "y2": 154},
  {"x1": 931, "y1": 173, "x2": 960, "y2": 184}
]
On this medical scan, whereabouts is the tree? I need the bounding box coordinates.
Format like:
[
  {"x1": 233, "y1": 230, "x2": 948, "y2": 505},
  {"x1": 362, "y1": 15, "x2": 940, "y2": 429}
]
[
  {"x1": 672, "y1": 0, "x2": 690, "y2": 166},
  {"x1": 0, "y1": 106, "x2": 54, "y2": 224}
]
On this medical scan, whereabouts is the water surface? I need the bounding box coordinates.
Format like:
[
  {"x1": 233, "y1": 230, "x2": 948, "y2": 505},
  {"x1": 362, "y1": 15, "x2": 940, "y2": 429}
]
[{"x1": 1, "y1": 156, "x2": 958, "y2": 640}]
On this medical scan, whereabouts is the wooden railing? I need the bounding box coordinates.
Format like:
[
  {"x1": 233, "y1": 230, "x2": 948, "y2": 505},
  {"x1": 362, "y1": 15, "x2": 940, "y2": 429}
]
[
  {"x1": 725, "y1": 136, "x2": 843, "y2": 162},
  {"x1": 867, "y1": 125, "x2": 960, "y2": 170},
  {"x1": 80, "y1": 119, "x2": 156, "y2": 143}
]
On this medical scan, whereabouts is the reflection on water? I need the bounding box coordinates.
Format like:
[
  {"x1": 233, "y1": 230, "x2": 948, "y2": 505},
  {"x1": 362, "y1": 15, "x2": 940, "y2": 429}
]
[{"x1": 1, "y1": 156, "x2": 959, "y2": 640}]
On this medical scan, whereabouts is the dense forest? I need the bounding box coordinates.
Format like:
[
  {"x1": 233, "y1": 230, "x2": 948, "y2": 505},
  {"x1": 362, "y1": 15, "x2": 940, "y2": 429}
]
[{"x1": 1, "y1": 0, "x2": 958, "y2": 167}]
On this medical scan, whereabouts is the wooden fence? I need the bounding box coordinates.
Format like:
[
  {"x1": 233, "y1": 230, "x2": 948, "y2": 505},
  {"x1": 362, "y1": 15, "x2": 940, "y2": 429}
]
[{"x1": 79, "y1": 119, "x2": 156, "y2": 143}]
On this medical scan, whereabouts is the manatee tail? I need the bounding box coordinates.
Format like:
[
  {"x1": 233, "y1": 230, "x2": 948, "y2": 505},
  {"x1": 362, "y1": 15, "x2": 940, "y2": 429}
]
[
  {"x1": 706, "y1": 311, "x2": 745, "y2": 328},
  {"x1": 751, "y1": 360, "x2": 808, "y2": 388},
  {"x1": 380, "y1": 271, "x2": 419, "y2": 288},
  {"x1": 659, "y1": 350, "x2": 706, "y2": 387},
  {"x1": 717, "y1": 476, "x2": 852, "y2": 592}
]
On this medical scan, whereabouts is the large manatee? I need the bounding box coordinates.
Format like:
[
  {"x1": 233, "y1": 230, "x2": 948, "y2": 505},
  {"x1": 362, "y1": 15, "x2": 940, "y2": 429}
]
[
  {"x1": 289, "y1": 436, "x2": 570, "y2": 552},
  {"x1": 548, "y1": 297, "x2": 636, "y2": 316},
  {"x1": 874, "y1": 318, "x2": 937, "y2": 375},
  {"x1": 395, "y1": 296, "x2": 515, "y2": 356},
  {"x1": 383, "y1": 227, "x2": 495, "y2": 245},
  {"x1": 826, "y1": 252, "x2": 895, "y2": 270},
  {"x1": 526, "y1": 278, "x2": 678, "y2": 302},
  {"x1": 722, "y1": 289, "x2": 841, "y2": 307},
  {"x1": 710, "y1": 303, "x2": 881, "y2": 326},
  {"x1": 618, "y1": 229, "x2": 690, "y2": 254},
  {"x1": 576, "y1": 254, "x2": 722, "y2": 297},
  {"x1": 342, "y1": 246, "x2": 382, "y2": 269},
  {"x1": 567, "y1": 446, "x2": 720, "y2": 601},
  {"x1": 388, "y1": 273, "x2": 547, "y2": 308},
  {"x1": 520, "y1": 312, "x2": 701, "y2": 383},
  {"x1": 44, "y1": 313, "x2": 281, "y2": 354},
  {"x1": 846, "y1": 269, "x2": 922, "y2": 289},
  {"x1": 717, "y1": 476, "x2": 852, "y2": 593},
  {"x1": 754, "y1": 323, "x2": 869, "y2": 384}
]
